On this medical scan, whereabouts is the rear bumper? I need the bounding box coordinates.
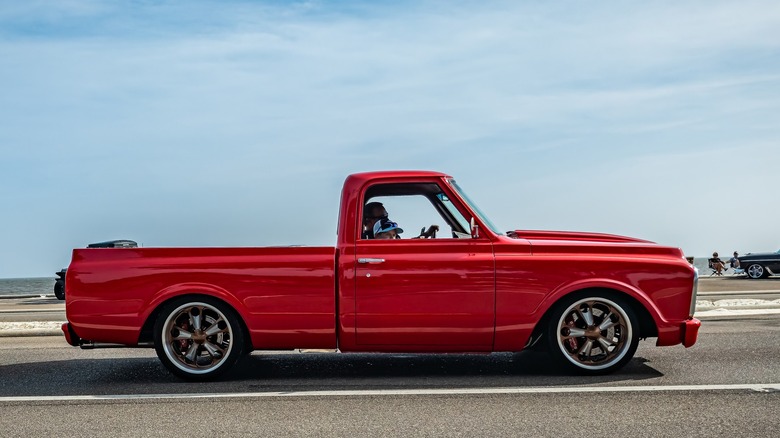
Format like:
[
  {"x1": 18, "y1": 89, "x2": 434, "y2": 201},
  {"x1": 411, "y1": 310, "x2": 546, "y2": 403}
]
[
  {"x1": 682, "y1": 317, "x2": 701, "y2": 348},
  {"x1": 61, "y1": 323, "x2": 81, "y2": 346}
]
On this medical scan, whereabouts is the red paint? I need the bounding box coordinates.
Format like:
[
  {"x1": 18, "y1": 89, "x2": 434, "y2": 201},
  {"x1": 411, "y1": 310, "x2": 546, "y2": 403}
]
[
  {"x1": 683, "y1": 318, "x2": 701, "y2": 348},
  {"x1": 64, "y1": 170, "x2": 699, "y2": 355}
]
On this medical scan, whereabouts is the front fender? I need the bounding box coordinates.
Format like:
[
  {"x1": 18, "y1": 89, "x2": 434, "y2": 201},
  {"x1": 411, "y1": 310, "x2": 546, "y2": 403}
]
[{"x1": 535, "y1": 278, "x2": 665, "y2": 329}]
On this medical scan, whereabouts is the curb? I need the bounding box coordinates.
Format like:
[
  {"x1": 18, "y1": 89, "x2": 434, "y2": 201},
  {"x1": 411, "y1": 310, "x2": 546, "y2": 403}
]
[
  {"x1": 0, "y1": 329, "x2": 62, "y2": 337},
  {"x1": 0, "y1": 321, "x2": 64, "y2": 338},
  {"x1": 0, "y1": 294, "x2": 56, "y2": 300}
]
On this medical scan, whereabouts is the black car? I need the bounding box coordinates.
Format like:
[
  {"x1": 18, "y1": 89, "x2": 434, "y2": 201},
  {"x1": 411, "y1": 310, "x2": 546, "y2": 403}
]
[
  {"x1": 54, "y1": 269, "x2": 66, "y2": 300},
  {"x1": 738, "y1": 250, "x2": 780, "y2": 279}
]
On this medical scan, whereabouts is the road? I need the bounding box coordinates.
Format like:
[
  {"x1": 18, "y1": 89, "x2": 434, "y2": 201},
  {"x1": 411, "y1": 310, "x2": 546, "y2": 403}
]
[{"x1": 1, "y1": 315, "x2": 778, "y2": 437}]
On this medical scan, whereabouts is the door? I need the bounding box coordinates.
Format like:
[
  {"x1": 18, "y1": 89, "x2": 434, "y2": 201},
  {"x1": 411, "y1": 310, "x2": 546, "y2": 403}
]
[{"x1": 355, "y1": 238, "x2": 495, "y2": 349}]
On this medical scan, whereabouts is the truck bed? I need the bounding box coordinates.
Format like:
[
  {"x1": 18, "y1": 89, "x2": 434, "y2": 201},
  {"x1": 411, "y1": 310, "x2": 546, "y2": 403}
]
[{"x1": 65, "y1": 246, "x2": 337, "y2": 349}]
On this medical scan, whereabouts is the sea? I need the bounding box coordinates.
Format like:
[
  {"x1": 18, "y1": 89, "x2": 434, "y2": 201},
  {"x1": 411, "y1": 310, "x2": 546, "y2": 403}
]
[
  {"x1": 0, "y1": 277, "x2": 57, "y2": 297},
  {"x1": 0, "y1": 257, "x2": 720, "y2": 297}
]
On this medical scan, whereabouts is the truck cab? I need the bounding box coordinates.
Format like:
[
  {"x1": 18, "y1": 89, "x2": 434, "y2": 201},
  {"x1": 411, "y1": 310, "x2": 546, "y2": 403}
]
[{"x1": 336, "y1": 171, "x2": 502, "y2": 352}]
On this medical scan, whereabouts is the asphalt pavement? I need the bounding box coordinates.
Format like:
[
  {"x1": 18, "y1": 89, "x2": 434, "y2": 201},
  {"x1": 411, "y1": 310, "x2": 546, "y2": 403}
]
[{"x1": 0, "y1": 317, "x2": 778, "y2": 437}]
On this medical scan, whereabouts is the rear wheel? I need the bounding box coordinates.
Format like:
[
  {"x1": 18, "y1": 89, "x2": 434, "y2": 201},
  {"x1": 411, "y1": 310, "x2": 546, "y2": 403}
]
[
  {"x1": 745, "y1": 263, "x2": 767, "y2": 279},
  {"x1": 153, "y1": 296, "x2": 244, "y2": 381},
  {"x1": 546, "y1": 293, "x2": 639, "y2": 375}
]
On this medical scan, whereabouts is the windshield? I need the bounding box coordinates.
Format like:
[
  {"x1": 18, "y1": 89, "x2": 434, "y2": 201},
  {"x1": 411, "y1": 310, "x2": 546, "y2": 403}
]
[{"x1": 448, "y1": 179, "x2": 503, "y2": 235}]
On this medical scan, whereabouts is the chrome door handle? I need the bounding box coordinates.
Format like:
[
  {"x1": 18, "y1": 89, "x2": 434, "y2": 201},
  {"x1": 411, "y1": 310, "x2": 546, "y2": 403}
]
[{"x1": 358, "y1": 258, "x2": 385, "y2": 264}]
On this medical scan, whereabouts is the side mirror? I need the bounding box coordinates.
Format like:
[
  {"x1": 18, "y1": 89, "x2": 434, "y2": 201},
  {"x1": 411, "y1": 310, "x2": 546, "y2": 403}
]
[{"x1": 470, "y1": 217, "x2": 479, "y2": 239}]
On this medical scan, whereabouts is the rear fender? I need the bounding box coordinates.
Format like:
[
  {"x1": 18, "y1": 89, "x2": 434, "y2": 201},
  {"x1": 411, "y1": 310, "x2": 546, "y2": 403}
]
[{"x1": 139, "y1": 282, "x2": 249, "y2": 338}]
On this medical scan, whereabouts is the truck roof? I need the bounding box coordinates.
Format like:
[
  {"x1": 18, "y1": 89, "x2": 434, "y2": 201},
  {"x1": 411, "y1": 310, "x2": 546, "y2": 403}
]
[{"x1": 346, "y1": 170, "x2": 451, "y2": 184}]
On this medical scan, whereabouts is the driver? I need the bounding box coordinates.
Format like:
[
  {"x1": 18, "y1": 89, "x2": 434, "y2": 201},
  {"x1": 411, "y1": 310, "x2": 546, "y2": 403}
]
[{"x1": 362, "y1": 202, "x2": 388, "y2": 239}]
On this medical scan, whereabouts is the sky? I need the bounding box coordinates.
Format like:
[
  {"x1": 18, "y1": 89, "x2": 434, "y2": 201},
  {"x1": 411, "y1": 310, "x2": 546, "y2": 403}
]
[{"x1": 1, "y1": 0, "x2": 779, "y2": 278}]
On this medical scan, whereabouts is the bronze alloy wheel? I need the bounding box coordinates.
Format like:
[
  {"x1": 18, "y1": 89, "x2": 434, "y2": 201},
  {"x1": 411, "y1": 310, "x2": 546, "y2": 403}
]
[
  {"x1": 157, "y1": 299, "x2": 240, "y2": 378},
  {"x1": 553, "y1": 296, "x2": 636, "y2": 373}
]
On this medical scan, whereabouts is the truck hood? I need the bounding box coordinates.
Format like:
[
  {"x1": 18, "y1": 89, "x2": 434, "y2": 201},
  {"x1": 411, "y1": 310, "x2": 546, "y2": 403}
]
[
  {"x1": 507, "y1": 229, "x2": 683, "y2": 258},
  {"x1": 510, "y1": 230, "x2": 652, "y2": 244}
]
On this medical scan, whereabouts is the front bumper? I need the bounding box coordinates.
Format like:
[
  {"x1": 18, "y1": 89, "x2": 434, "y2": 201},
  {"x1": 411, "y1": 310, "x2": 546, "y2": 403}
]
[
  {"x1": 682, "y1": 317, "x2": 701, "y2": 348},
  {"x1": 656, "y1": 317, "x2": 702, "y2": 347}
]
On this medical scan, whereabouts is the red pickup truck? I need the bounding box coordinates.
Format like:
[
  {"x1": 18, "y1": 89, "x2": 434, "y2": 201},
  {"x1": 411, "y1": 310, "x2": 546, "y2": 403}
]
[{"x1": 62, "y1": 170, "x2": 701, "y2": 380}]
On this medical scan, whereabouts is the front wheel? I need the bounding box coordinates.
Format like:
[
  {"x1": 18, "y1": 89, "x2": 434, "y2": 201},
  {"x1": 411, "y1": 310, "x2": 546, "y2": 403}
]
[
  {"x1": 546, "y1": 294, "x2": 639, "y2": 375},
  {"x1": 745, "y1": 263, "x2": 767, "y2": 279},
  {"x1": 153, "y1": 296, "x2": 245, "y2": 381}
]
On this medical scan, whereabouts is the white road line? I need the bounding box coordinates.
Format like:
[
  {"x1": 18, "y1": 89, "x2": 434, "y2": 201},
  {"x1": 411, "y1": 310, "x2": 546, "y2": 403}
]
[{"x1": 1, "y1": 383, "x2": 779, "y2": 403}]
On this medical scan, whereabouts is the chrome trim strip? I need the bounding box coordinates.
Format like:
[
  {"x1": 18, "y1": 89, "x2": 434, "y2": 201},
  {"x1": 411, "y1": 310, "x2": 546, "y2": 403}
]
[{"x1": 690, "y1": 267, "x2": 699, "y2": 316}]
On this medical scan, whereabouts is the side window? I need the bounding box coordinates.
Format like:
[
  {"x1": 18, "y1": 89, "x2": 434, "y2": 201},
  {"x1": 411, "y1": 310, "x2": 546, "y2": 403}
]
[{"x1": 360, "y1": 183, "x2": 471, "y2": 240}]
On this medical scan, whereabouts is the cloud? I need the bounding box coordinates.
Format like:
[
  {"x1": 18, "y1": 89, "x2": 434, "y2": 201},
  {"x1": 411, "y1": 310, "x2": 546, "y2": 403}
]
[{"x1": 1, "y1": 0, "x2": 779, "y2": 276}]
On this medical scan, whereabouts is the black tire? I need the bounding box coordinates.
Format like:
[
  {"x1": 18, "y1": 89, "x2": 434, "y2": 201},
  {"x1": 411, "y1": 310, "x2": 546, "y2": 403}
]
[
  {"x1": 745, "y1": 263, "x2": 767, "y2": 279},
  {"x1": 153, "y1": 296, "x2": 245, "y2": 381},
  {"x1": 53, "y1": 280, "x2": 65, "y2": 300},
  {"x1": 546, "y1": 292, "x2": 639, "y2": 375}
]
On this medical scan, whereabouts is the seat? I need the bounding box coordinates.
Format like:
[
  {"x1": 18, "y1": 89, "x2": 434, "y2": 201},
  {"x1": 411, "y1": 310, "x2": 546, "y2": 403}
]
[{"x1": 708, "y1": 258, "x2": 724, "y2": 276}]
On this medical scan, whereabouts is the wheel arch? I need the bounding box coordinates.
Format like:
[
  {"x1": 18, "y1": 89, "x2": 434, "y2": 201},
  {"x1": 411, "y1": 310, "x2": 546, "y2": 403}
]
[
  {"x1": 527, "y1": 287, "x2": 658, "y2": 348},
  {"x1": 138, "y1": 289, "x2": 251, "y2": 351}
]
